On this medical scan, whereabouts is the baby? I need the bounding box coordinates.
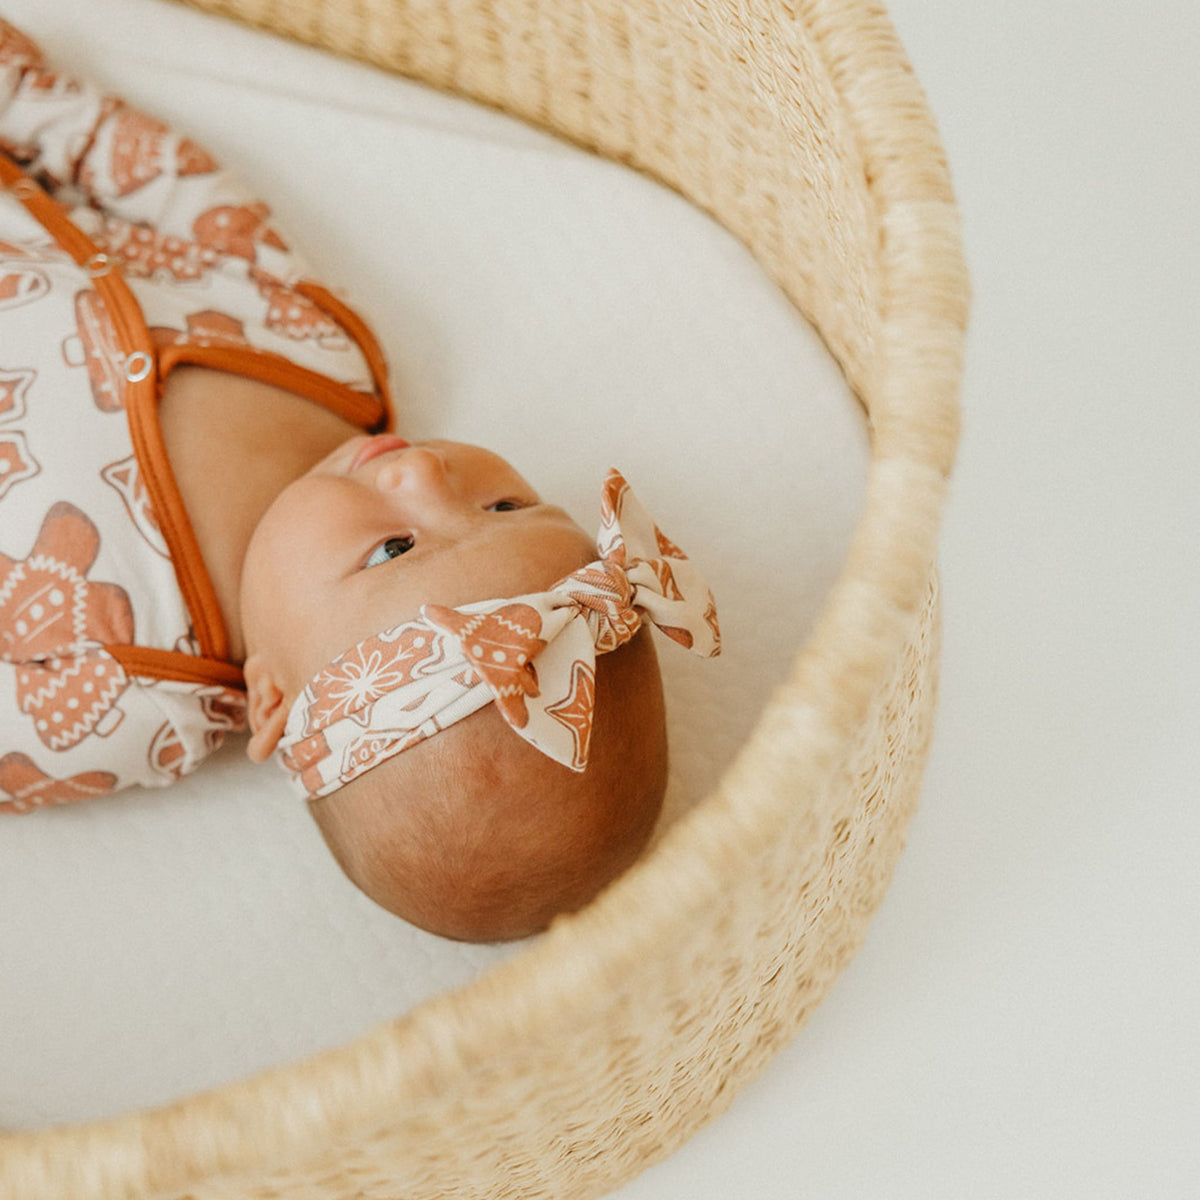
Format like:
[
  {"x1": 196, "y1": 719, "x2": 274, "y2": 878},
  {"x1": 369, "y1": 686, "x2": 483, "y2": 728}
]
[{"x1": 0, "y1": 23, "x2": 719, "y2": 941}]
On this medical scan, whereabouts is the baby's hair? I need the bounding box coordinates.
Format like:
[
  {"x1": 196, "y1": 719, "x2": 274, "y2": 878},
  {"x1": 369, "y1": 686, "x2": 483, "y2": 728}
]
[{"x1": 308, "y1": 626, "x2": 667, "y2": 942}]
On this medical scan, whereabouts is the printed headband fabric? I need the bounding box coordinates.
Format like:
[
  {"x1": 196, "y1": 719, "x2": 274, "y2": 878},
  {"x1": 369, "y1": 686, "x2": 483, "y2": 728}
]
[{"x1": 277, "y1": 469, "x2": 720, "y2": 800}]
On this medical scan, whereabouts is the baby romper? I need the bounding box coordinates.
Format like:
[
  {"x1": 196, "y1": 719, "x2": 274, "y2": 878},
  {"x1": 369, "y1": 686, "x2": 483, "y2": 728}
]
[{"x1": 0, "y1": 20, "x2": 393, "y2": 812}]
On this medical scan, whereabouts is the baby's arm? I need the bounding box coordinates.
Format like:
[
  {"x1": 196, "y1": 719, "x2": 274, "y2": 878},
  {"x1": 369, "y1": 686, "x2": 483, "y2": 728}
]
[{"x1": 0, "y1": 18, "x2": 292, "y2": 268}]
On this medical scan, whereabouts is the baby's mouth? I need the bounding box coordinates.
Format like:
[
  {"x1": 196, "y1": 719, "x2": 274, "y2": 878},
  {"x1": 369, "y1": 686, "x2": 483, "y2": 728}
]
[{"x1": 348, "y1": 434, "x2": 411, "y2": 474}]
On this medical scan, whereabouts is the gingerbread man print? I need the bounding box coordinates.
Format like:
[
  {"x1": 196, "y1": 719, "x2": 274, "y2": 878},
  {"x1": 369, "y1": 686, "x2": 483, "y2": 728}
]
[
  {"x1": 0, "y1": 501, "x2": 134, "y2": 750},
  {"x1": 423, "y1": 603, "x2": 547, "y2": 730}
]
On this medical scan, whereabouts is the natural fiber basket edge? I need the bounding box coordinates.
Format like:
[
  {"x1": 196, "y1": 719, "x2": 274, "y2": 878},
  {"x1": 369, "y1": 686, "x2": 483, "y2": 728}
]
[{"x1": 0, "y1": 1, "x2": 968, "y2": 1196}]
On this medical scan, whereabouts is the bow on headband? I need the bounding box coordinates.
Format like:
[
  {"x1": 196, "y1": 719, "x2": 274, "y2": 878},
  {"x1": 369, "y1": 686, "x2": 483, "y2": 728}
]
[{"x1": 277, "y1": 469, "x2": 720, "y2": 800}]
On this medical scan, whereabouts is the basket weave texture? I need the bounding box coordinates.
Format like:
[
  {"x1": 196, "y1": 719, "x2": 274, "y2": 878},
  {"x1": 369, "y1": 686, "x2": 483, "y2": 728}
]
[{"x1": 0, "y1": 1, "x2": 968, "y2": 1196}]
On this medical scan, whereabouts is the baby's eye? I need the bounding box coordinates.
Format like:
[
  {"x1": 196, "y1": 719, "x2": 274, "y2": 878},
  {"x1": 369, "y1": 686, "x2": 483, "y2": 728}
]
[
  {"x1": 365, "y1": 535, "x2": 414, "y2": 568},
  {"x1": 486, "y1": 500, "x2": 525, "y2": 512}
]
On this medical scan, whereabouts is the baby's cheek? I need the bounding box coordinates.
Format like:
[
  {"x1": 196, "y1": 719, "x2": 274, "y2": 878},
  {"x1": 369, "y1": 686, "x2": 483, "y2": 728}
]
[
  {"x1": 257, "y1": 478, "x2": 348, "y2": 564},
  {"x1": 242, "y1": 483, "x2": 332, "y2": 620}
]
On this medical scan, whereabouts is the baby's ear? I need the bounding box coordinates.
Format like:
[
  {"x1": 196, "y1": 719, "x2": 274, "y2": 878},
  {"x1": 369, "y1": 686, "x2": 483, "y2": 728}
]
[{"x1": 243, "y1": 652, "x2": 289, "y2": 763}]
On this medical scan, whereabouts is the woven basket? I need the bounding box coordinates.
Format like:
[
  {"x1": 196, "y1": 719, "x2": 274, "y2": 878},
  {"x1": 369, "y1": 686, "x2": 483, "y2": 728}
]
[{"x1": 1, "y1": 0, "x2": 967, "y2": 1196}]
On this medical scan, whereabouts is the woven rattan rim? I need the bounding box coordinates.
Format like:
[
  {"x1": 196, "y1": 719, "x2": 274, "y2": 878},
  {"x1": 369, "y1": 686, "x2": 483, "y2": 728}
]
[{"x1": 2, "y1": 1, "x2": 967, "y2": 1196}]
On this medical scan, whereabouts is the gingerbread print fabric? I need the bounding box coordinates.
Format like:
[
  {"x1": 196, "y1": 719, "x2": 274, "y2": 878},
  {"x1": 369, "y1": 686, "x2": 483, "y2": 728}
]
[
  {"x1": 0, "y1": 21, "x2": 387, "y2": 813},
  {"x1": 277, "y1": 471, "x2": 721, "y2": 800}
]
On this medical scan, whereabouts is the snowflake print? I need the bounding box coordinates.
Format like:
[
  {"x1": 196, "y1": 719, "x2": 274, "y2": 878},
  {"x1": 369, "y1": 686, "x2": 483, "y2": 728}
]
[{"x1": 302, "y1": 624, "x2": 444, "y2": 734}]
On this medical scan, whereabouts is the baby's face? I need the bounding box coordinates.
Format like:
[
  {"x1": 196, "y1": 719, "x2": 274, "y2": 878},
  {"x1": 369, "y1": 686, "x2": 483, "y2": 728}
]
[{"x1": 240, "y1": 437, "x2": 598, "y2": 694}]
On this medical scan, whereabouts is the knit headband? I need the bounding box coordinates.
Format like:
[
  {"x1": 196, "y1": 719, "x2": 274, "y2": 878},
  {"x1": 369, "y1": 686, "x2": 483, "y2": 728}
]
[{"x1": 276, "y1": 469, "x2": 720, "y2": 800}]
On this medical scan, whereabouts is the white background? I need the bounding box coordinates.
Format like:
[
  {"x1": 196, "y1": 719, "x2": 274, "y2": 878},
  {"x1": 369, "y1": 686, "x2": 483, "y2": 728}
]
[{"x1": 617, "y1": 1, "x2": 1200, "y2": 1196}]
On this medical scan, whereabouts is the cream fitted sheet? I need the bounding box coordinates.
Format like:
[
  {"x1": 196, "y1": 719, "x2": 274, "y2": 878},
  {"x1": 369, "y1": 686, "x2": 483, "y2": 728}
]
[{"x1": 0, "y1": 0, "x2": 868, "y2": 1127}]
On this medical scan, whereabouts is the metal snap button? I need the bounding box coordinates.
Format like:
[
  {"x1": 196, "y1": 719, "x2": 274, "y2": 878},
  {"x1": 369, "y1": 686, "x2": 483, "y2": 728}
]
[{"x1": 124, "y1": 352, "x2": 154, "y2": 383}]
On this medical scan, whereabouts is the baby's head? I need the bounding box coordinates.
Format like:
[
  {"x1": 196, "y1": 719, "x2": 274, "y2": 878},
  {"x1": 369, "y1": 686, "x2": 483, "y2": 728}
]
[
  {"x1": 238, "y1": 437, "x2": 714, "y2": 941},
  {"x1": 302, "y1": 625, "x2": 666, "y2": 941}
]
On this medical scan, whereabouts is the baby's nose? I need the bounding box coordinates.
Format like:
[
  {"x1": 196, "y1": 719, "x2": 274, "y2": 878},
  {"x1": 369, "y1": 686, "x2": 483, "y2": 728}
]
[{"x1": 375, "y1": 444, "x2": 455, "y2": 500}]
